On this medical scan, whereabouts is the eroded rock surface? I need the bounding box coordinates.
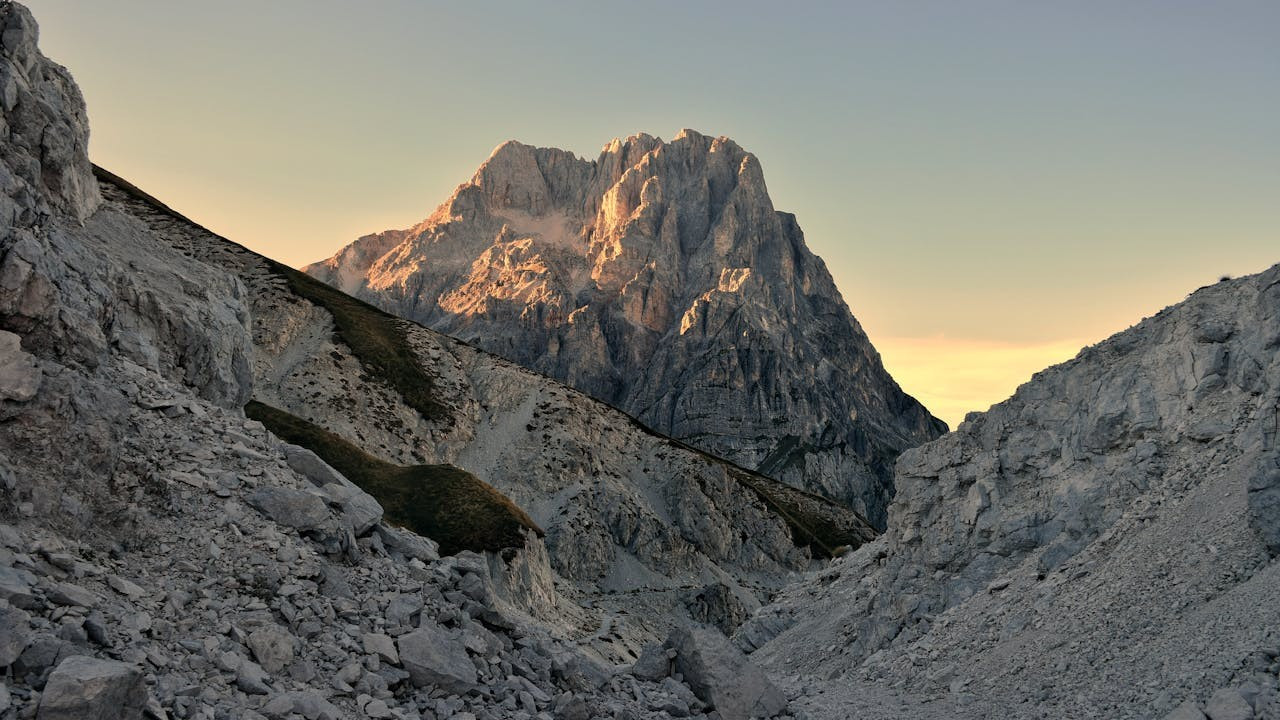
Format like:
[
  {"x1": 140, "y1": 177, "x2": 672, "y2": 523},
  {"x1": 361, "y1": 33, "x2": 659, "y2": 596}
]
[{"x1": 741, "y1": 266, "x2": 1280, "y2": 719}]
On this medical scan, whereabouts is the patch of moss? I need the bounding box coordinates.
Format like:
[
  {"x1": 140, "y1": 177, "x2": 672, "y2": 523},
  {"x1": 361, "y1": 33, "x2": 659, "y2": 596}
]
[{"x1": 245, "y1": 400, "x2": 541, "y2": 556}]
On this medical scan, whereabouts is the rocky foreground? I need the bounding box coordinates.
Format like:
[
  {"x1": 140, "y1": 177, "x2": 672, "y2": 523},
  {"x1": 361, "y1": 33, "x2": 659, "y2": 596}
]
[{"x1": 305, "y1": 130, "x2": 945, "y2": 527}]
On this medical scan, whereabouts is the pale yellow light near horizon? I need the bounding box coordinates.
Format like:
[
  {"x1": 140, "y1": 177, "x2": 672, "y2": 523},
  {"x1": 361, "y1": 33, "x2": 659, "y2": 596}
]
[{"x1": 876, "y1": 336, "x2": 1088, "y2": 428}]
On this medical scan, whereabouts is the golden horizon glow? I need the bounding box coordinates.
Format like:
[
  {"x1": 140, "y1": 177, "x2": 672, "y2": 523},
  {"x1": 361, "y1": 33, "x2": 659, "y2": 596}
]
[{"x1": 877, "y1": 335, "x2": 1090, "y2": 428}]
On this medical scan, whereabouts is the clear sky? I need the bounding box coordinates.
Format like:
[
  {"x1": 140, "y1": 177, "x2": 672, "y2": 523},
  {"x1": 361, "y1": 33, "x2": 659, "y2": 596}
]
[{"x1": 24, "y1": 0, "x2": 1279, "y2": 426}]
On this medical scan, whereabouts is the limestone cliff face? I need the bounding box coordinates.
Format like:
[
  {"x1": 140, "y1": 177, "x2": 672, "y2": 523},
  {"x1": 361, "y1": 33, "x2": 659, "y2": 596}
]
[
  {"x1": 306, "y1": 132, "x2": 946, "y2": 526},
  {"x1": 739, "y1": 266, "x2": 1280, "y2": 718}
]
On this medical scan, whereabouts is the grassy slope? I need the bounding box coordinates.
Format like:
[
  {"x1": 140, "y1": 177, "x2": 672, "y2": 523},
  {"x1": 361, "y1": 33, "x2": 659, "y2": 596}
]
[{"x1": 246, "y1": 400, "x2": 542, "y2": 556}]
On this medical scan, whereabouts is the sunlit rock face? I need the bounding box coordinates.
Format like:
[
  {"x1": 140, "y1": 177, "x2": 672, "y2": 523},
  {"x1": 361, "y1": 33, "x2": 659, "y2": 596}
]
[{"x1": 307, "y1": 130, "x2": 945, "y2": 526}]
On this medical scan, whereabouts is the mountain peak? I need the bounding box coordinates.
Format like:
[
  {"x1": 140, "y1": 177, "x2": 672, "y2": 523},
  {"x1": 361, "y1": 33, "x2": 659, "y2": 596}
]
[{"x1": 306, "y1": 132, "x2": 945, "y2": 525}]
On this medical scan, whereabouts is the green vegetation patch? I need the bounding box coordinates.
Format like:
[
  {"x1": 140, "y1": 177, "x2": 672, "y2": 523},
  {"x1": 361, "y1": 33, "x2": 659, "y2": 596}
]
[
  {"x1": 261, "y1": 261, "x2": 451, "y2": 424},
  {"x1": 246, "y1": 400, "x2": 542, "y2": 556}
]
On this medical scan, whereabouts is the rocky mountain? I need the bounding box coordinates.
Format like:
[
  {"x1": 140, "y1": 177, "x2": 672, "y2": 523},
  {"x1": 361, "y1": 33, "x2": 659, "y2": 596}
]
[
  {"x1": 0, "y1": 3, "x2": 860, "y2": 718},
  {"x1": 305, "y1": 132, "x2": 946, "y2": 527},
  {"x1": 736, "y1": 263, "x2": 1280, "y2": 718},
  {"x1": 6, "y1": 2, "x2": 1279, "y2": 719}
]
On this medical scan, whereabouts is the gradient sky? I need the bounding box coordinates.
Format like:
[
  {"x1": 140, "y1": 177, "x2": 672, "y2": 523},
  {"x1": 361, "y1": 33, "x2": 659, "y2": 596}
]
[{"x1": 24, "y1": 1, "x2": 1279, "y2": 426}]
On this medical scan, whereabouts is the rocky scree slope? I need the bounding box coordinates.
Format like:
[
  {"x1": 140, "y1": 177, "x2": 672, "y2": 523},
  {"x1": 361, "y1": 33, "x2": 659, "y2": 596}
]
[
  {"x1": 305, "y1": 133, "x2": 946, "y2": 527},
  {"x1": 737, "y1": 264, "x2": 1280, "y2": 719},
  {"x1": 0, "y1": 3, "x2": 802, "y2": 719}
]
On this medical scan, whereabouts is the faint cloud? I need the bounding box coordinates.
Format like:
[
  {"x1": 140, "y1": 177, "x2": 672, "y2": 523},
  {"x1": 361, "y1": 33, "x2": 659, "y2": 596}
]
[{"x1": 876, "y1": 335, "x2": 1088, "y2": 429}]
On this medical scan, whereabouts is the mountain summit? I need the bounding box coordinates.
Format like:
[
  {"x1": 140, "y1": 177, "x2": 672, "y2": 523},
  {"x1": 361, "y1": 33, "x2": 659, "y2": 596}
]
[{"x1": 306, "y1": 130, "x2": 946, "y2": 525}]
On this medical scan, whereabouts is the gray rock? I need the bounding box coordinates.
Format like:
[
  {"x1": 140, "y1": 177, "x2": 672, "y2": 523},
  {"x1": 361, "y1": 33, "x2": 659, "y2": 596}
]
[
  {"x1": 247, "y1": 487, "x2": 330, "y2": 532},
  {"x1": 260, "y1": 691, "x2": 341, "y2": 720},
  {"x1": 384, "y1": 593, "x2": 423, "y2": 628},
  {"x1": 14, "y1": 633, "x2": 70, "y2": 678},
  {"x1": 740, "y1": 264, "x2": 1280, "y2": 717},
  {"x1": 1205, "y1": 688, "x2": 1254, "y2": 720},
  {"x1": 35, "y1": 656, "x2": 145, "y2": 720},
  {"x1": 667, "y1": 626, "x2": 787, "y2": 719},
  {"x1": 282, "y1": 444, "x2": 382, "y2": 535},
  {"x1": 105, "y1": 575, "x2": 146, "y2": 599},
  {"x1": 235, "y1": 659, "x2": 272, "y2": 695},
  {"x1": 374, "y1": 525, "x2": 439, "y2": 563},
  {"x1": 45, "y1": 582, "x2": 97, "y2": 608},
  {"x1": 0, "y1": 604, "x2": 30, "y2": 666},
  {"x1": 362, "y1": 633, "x2": 398, "y2": 665},
  {"x1": 246, "y1": 625, "x2": 295, "y2": 674},
  {"x1": 397, "y1": 623, "x2": 477, "y2": 693},
  {"x1": 629, "y1": 643, "x2": 669, "y2": 681},
  {"x1": 0, "y1": 331, "x2": 40, "y2": 402}
]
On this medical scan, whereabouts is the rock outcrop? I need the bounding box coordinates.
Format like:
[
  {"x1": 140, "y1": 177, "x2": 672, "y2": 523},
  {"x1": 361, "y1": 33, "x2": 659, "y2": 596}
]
[
  {"x1": 306, "y1": 133, "x2": 946, "y2": 526},
  {"x1": 739, "y1": 266, "x2": 1280, "y2": 718},
  {"x1": 36, "y1": 656, "x2": 146, "y2": 720},
  {"x1": 667, "y1": 625, "x2": 788, "y2": 720}
]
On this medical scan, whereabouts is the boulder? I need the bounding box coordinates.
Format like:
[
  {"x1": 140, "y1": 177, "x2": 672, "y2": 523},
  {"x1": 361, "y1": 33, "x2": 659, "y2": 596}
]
[
  {"x1": 362, "y1": 633, "x2": 398, "y2": 665},
  {"x1": 1205, "y1": 688, "x2": 1254, "y2": 720},
  {"x1": 282, "y1": 444, "x2": 382, "y2": 535},
  {"x1": 397, "y1": 622, "x2": 476, "y2": 693},
  {"x1": 246, "y1": 625, "x2": 296, "y2": 674},
  {"x1": 36, "y1": 656, "x2": 145, "y2": 720},
  {"x1": 666, "y1": 625, "x2": 787, "y2": 720},
  {"x1": 45, "y1": 582, "x2": 98, "y2": 608},
  {"x1": 629, "y1": 643, "x2": 670, "y2": 681},
  {"x1": 247, "y1": 488, "x2": 330, "y2": 532},
  {"x1": 374, "y1": 524, "x2": 439, "y2": 563},
  {"x1": 0, "y1": 604, "x2": 30, "y2": 666}
]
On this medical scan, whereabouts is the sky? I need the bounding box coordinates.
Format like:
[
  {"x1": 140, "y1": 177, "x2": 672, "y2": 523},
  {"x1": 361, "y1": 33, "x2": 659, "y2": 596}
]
[{"x1": 24, "y1": 0, "x2": 1279, "y2": 426}]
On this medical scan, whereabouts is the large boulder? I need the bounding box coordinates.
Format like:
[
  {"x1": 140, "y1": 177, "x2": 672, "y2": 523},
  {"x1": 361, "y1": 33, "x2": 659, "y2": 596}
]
[
  {"x1": 281, "y1": 444, "x2": 382, "y2": 535},
  {"x1": 397, "y1": 622, "x2": 476, "y2": 693},
  {"x1": 247, "y1": 487, "x2": 330, "y2": 532},
  {"x1": 0, "y1": 603, "x2": 30, "y2": 666},
  {"x1": 1204, "y1": 688, "x2": 1254, "y2": 720},
  {"x1": 36, "y1": 656, "x2": 146, "y2": 720},
  {"x1": 666, "y1": 625, "x2": 787, "y2": 720},
  {"x1": 246, "y1": 625, "x2": 296, "y2": 674}
]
